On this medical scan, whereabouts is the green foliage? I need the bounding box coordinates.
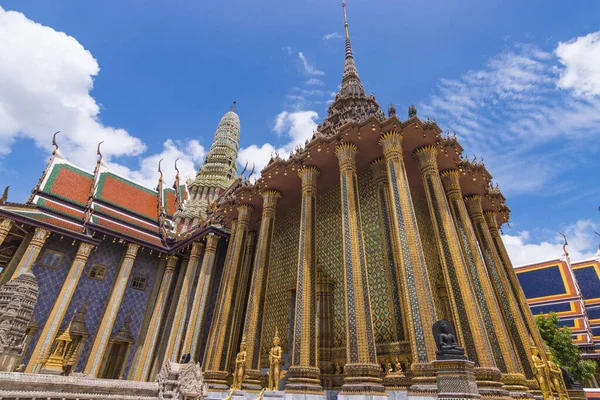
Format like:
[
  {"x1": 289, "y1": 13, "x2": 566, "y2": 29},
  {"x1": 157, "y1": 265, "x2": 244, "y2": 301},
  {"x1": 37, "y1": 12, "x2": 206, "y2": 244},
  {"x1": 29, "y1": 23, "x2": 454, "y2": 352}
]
[{"x1": 535, "y1": 312, "x2": 596, "y2": 382}]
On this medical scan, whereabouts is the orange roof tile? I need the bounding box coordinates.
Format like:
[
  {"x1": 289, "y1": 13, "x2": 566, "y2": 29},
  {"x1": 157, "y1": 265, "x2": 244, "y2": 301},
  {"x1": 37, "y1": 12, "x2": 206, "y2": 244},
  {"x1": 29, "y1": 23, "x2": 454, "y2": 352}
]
[
  {"x1": 96, "y1": 173, "x2": 158, "y2": 221},
  {"x1": 93, "y1": 216, "x2": 164, "y2": 247},
  {"x1": 41, "y1": 164, "x2": 93, "y2": 207}
]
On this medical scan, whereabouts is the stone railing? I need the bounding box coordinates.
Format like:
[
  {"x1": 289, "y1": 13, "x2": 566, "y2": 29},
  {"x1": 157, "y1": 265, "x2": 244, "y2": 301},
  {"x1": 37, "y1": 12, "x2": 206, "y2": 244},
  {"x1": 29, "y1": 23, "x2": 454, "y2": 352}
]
[{"x1": 0, "y1": 361, "x2": 208, "y2": 400}]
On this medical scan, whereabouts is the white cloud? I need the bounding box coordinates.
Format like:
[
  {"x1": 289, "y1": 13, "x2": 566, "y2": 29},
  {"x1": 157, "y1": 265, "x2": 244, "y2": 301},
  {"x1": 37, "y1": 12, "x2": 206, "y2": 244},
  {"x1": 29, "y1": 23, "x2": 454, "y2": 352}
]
[
  {"x1": 282, "y1": 46, "x2": 292, "y2": 56},
  {"x1": 503, "y1": 219, "x2": 599, "y2": 266},
  {"x1": 0, "y1": 6, "x2": 206, "y2": 190},
  {"x1": 108, "y1": 139, "x2": 206, "y2": 189},
  {"x1": 0, "y1": 6, "x2": 145, "y2": 166},
  {"x1": 556, "y1": 31, "x2": 600, "y2": 97},
  {"x1": 421, "y1": 35, "x2": 600, "y2": 195},
  {"x1": 298, "y1": 52, "x2": 325, "y2": 76},
  {"x1": 323, "y1": 32, "x2": 343, "y2": 41},
  {"x1": 306, "y1": 78, "x2": 325, "y2": 86},
  {"x1": 238, "y1": 111, "x2": 318, "y2": 177}
]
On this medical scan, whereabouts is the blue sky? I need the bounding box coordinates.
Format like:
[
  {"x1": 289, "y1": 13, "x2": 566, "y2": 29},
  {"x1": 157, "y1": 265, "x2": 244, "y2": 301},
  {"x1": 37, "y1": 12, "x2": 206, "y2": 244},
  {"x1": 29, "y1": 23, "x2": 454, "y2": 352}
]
[{"x1": 0, "y1": 0, "x2": 598, "y2": 265}]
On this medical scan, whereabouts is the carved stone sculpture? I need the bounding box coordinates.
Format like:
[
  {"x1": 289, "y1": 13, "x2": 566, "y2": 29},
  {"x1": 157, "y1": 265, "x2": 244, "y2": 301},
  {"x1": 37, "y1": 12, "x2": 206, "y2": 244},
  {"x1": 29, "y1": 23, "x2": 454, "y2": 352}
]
[
  {"x1": 432, "y1": 320, "x2": 466, "y2": 360},
  {"x1": 158, "y1": 360, "x2": 209, "y2": 400},
  {"x1": 268, "y1": 329, "x2": 283, "y2": 390},
  {"x1": 0, "y1": 271, "x2": 38, "y2": 371}
]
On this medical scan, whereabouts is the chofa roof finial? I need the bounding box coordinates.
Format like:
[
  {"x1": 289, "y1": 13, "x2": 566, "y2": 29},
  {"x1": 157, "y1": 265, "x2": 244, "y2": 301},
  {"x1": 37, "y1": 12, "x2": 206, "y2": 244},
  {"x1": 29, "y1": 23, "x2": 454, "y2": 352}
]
[{"x1": 52, "y1": 131, "x2": 60, "y2": 155}]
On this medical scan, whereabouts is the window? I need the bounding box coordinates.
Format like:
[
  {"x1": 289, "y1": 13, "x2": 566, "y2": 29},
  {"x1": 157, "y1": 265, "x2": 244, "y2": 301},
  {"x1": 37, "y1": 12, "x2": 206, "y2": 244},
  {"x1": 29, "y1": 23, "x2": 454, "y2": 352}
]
[
  {"x1": 88, "y1": 264, "x2": 108, "y2": 281},
  {"x1": 39, "y1": 250, "x2": 63, "y2": 269},
  {"x1": 130, "y1": 275, "x2": 148, "y2": 291}
]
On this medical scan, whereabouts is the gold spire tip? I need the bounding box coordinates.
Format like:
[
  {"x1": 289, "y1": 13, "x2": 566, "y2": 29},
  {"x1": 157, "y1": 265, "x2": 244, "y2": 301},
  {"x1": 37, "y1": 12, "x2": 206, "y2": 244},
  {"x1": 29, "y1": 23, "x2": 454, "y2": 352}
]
[
  {"x1": 342, "y1": 1, "x2": 349, "y2": 39},
  {"x1": 231, "y1": 100, "x2": 237, "y2": 112}
]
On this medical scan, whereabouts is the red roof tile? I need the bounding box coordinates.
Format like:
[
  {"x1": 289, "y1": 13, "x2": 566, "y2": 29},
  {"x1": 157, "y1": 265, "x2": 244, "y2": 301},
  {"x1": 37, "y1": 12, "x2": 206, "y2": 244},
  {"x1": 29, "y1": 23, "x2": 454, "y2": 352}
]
[
  {"x1": 94, "y1": 204, "x2": 158, "y2": 233},
  {"x1": 41, "y1": 164, "x2": 93, "y2": 207},
  {"x1": 96, "y1": 173, "x2": 158, "y2": 221},
  {"x1": 93, "y1": 216, "x2": 165, "y2": 247}
]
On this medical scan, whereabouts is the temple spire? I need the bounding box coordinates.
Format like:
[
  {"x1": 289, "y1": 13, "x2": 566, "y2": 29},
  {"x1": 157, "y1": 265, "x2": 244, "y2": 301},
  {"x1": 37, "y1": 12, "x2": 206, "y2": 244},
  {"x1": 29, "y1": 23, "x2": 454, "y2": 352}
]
[{"x1": 339, "y1": 1, "x2": 365, "y2": 97}]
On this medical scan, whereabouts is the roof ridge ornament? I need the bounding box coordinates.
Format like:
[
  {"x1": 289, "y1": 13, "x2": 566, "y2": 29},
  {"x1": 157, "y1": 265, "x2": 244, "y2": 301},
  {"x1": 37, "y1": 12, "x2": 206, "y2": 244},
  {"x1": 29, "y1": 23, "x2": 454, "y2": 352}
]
[{"x1": 52, "y1": 131, "x2": 60, "y2": 155}]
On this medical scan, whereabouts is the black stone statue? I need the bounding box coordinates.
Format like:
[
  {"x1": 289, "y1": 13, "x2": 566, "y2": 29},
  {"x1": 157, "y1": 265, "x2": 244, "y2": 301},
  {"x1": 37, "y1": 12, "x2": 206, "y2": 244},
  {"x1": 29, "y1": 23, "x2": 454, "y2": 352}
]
[
  {"x1": 180, "y1": 353, "x2": 191, "y2": 364},
  {"x1": 432, "y1": 320, "x2": 466, "y2": 360}
]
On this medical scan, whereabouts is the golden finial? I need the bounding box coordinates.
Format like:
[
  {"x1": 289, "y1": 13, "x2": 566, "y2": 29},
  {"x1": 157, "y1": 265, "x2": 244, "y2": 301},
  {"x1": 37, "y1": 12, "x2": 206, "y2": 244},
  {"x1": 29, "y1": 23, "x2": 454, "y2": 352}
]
[
  {"x1": 342, "y1": 1, "x2": 349, "y2": 40},
  {"x1": 274, "y1": 327, "x2": 280, "y2": 340},
  {"x1": 174, "y1": 158, "x2": 180, "y2": 177},
  {"x1": 559, "y1": 232, "x2": 569, "y2": 258},
  {"x1": 0, "y1": 185, "x2": 9, "y2": 204},
  {"x1": 51, "y1": 131, "x2": 60, "y2": 155}
]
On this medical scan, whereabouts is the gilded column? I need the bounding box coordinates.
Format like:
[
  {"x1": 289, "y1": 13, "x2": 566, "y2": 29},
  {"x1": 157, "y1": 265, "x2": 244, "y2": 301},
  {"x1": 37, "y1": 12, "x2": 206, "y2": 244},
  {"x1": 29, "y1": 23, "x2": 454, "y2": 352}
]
[
  {"x1": 440, "y1": 170, "x2": 530, "y2": 395},
  {"x1": 378, "y1": 132, "x2": 437, "y2": 369},
  {"x1": 204, "y1": 204, "x2": 253, "y2": 389},
  {"x1": 164, "y1": 242, "x2": 204, "y2": 363},
  {"x1": 371, "y1": 158, "x2": 407, "y2": 342},
  {"x1": 0, "y1": 218, "x2": 14, "y2": 246},
  {"x1": 84, "y1": 242, "x2": 140, "y2": 377},
  {"x1": 484, "y1": 211, "x2": 549, "y2": 359},
  {"x1": 464, "y1": 196, "x2": 534, "y2": 380},
  {"x1": 241, "y1": 190, "x2": 281, "y2": 390},
  {"x1": 181, "y1": 234, "x2": 221, "y2": 361},
  {"x1": 11, "y1": 227, "x2": 50, "y2": 279},
  {"x1": 25, "y1": 241, "x2": 95, "y2": 373},
  {"x1": 413, "y1": 146, "x2": 493, "y2": 367},
  {"x1": 335, "y1": 143, "x2": 385, "y2": 396},
  {"x1": 285, "y1": 165, "x2": 323, "y2": 395},
  {"x1": 227, "y1": 230, "x2": 257, "y2": 370},
  {"x1": 129, "y1": 255, "x2": 179, "y2": 381},
  {"x1": 0, "y1": 231, "x2": 32, "y2": 285}
]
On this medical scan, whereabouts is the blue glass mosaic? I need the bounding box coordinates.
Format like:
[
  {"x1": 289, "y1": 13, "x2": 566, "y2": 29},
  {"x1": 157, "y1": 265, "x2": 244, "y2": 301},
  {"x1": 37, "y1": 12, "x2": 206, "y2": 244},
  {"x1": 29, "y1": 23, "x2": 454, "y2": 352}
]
[{"x1": 517, "y1": 265, "x2": 567, "y2": 299}]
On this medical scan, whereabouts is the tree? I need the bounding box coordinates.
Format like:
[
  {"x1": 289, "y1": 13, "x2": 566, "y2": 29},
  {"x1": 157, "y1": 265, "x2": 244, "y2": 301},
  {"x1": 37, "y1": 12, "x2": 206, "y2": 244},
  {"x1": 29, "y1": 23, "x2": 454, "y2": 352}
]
[{"x1": 535, "y1": 312, "x2": 596, "y2": 383}]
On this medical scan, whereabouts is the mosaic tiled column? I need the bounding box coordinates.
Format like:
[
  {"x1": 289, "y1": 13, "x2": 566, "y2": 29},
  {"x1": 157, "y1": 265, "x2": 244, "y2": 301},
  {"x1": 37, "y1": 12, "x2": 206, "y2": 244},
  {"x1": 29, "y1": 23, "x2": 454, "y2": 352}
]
[
  {"x1": 129, "y1": 255, "x2": 178, "y2": 381},
  {"x1": 0, "y1": 218, "x2": 14, "y2": 246},
  {"x1": 241, "y1": 190, "x2": 280, "y2": 390},
  {"x1": 181, "y1": 234, "x2": 221, "y2": 361},
  {"x1": 164, "y1": 242, "x2": 204, "y2": 363},
  {"x1": 464, "y1": 196, "x2": 535, "y2": 381},
  {"x1": 378, "y1": 132, "x2": 438, "y2": 368},
  {"x1": 440, "y1": 170, "x2": 530, "y2": 397},
  {"x1": 371, "y1": 158, "x2": 407, "y2": 342},
  {"x1": 285, "y1": 165, "x2": 324, "y2": 395},
  {"x1": 84, "y1": 242, "x2": 140, "y2": 377},
  {"x1": 227, "y1": 229, "x2": 257, "y2": 371},
  {"x1": 335, "y1": 143, "x2": 386, "y2": 397},
  {"x1": 204, "y1": 204, "x2": 253, "y2": 390},
  {"x1": 414, "y1": 146, "x2": 494, "y2": 364},
  {"x1": 25, "y1": 241, "x2": 95, "y2": 374},
  {"x1": 484, "y1": 211, "x2": 551, "y2": 380},
  {"x1": 11, "y1": 227, "x2": 50, "y2": 279}
]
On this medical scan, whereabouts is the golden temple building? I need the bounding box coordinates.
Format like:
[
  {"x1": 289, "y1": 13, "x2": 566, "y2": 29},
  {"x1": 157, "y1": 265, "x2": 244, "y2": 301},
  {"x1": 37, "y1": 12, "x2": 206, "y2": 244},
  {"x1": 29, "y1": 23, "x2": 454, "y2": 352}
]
[{"x1": 0, "y1": 4, "x2": 579, "y2": 400}]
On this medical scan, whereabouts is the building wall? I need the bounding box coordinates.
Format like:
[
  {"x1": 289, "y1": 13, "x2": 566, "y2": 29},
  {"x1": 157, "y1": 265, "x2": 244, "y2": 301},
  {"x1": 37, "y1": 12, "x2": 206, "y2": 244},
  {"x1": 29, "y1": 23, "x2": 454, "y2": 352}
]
[
  {"x1": 20, "y1": 235, "x2": 162, "y2": 373},
  {"x1": 260, "y1": 168, "x2": 398, "y2": 366}
]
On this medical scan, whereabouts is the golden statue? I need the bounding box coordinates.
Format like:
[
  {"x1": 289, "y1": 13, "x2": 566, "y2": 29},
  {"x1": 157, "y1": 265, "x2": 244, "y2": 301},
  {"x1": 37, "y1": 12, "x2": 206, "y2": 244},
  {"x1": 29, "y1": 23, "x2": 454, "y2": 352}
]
[
  {"x1": 531, "y1": 344, "x2": 554, "y2": 400},
  {"x1": 395, "y1": 357, "x2": 405, "y2": 377},
  {"x1": 546, "y1": 352, "x2": 568, "y2": 400},
  {"x1": 232, "y1": 339, "x2": 247, "y2": 390},
  {"x1": 268, "y1": 328, "x2": 283, "y2": 391}
]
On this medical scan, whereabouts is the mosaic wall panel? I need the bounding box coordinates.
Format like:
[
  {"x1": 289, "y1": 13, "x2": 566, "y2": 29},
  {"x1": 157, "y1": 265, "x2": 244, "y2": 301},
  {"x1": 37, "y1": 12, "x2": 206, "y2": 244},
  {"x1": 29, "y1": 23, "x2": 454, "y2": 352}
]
[
  {"x1": 120, "y1": 248, "x2": 160, "y2": 378},
  {"x1": 411, "y1": 190, "x2": 445, "y2": 319},
  {"x1": 260, "y1": 201, "x2": 300, "y2": 366},
  {"x1": 260, "y1": 167, "x2": 398, "y2": 364},
  {"x1": 315, "y1": 181, "x2": 345, "y2": 348},
  {"x1": 23, "y1": 234, "x2": 79, "y2": 365},
  {"x1": 356, "y1": 168, "x2": 396, "y2": 344},
  {"x1": 24, "y1": 238, "x2": 161, "y2": 376}
]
